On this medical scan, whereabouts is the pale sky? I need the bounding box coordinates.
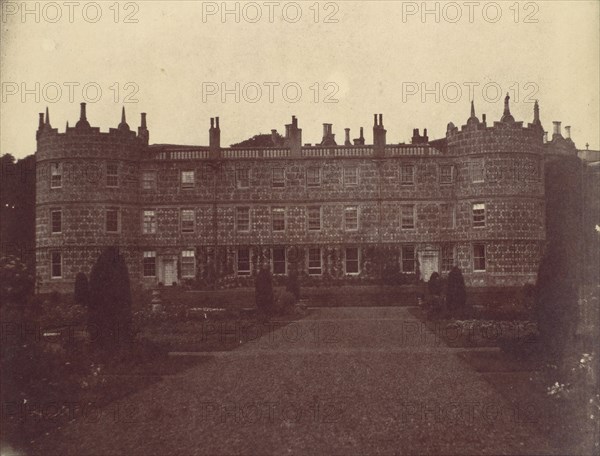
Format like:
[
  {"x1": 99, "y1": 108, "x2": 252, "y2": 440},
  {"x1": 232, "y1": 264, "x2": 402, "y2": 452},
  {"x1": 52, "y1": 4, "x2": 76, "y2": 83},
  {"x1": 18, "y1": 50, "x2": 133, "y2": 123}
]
[{"x1": 1, "y1": 0, "x2": 599, "y2": 158}]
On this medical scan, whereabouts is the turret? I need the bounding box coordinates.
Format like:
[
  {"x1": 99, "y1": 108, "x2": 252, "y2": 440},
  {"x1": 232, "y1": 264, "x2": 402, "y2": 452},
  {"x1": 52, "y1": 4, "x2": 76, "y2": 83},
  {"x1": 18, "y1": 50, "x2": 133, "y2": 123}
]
[
  {"x1": 118, "y1": 107, "x2": 130, "y2": 132},
  {"x1": 500, "y1": 93, "x2": 515, "y2": 123}
]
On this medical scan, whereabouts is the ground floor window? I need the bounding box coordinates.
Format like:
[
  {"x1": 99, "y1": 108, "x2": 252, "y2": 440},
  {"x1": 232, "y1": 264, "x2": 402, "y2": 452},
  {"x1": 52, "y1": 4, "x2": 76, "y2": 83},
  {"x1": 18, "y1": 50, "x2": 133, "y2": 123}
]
[
  {"x1": 401, "y1": 245, "x2": 416, "y2": 272},
  {"x1": 51, "y1": 251, "x2": 62, "y2": 278},
  {"x1": 272, "y1": 247, "x2": 286, "y2": 275},
  {"x1": 345, "y1": 247, "x2": 359, "y2": 274},
  {"x1": 473, "y1": 244, "x2": 486, "y2": 271},
  {"x1": 181, "y1": 250, "x2": 196, "y2": 278},
  {"x1": 143, "y1": 251, "x2": 156, "y2": 277},
  {"x1": 308, "y1": 248, "x2": 322, "y2": 275},
  {"x1": 441, "y1": 245, "x2": 454, "y2": 273},
  {"x1": 237, "y1": 248, "x2": 251, "y2": 276}
]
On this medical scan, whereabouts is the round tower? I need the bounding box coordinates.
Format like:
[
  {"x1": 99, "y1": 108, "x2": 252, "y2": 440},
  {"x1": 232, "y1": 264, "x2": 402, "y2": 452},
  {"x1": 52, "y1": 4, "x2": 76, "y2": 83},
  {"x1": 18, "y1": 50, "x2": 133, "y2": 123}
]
[
  {"x1": 445, "y1": 95, "x2": 546, "y2": 286},
  {"x1": 35, "y1": 103, "x2": 149, "y2": 292}
]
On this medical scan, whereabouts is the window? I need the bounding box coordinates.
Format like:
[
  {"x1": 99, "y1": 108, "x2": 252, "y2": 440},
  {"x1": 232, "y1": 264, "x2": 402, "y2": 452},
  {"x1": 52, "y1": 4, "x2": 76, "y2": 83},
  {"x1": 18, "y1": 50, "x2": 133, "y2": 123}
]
[
  {"x1": 50, "y1": 163, "x2": 62, "y2": 188},
  {"x1": 344, "y1": 166, "x2": 358, "y2": 185},
  {"x1": 307, "y1": 206, "x2": 321, "y2": 231},
  {"x1": 401, "y1": 204, "x2": 415, "y2": 230},
  {"x1": 143, "y1": 210, "x2": 156, "y2": 234},
  {"x1": 106, "y1": 208, "x2": 119, "y2": 232},
  {"x1": 308, "y1": 248, "x2": 322, "y2": 275},
  {"x1": 142, "y1": 171, "x2": 157, "y2": 190},
  {"x1": 272, "y1": 247, "x2": 286, "y2": 275},
  {"x1": 442, "y1": 245, "x2": 454, "y2": 273},
  {"x1": 51, "y1": 210, "x2": 62, "y2": 233},
  {"x1": 272, "y1": 168, "x2": 285, "y2": 188},
  {"x1": 106, "y1": 162, "x2": 118, "y2": 187},
  {"x1": 237, "y1": 248, "x2": 251, "y2": 276},
  {"x1": 306, "y1": 167, "x2": 321, "y2": 187},
  {"x1": 51, "y1": 251, "x2": 62, "y2": 278},
  {"x1": 440, "y1": 165, "x2": 454, "y2": 184},
  {"x1": 400, "y1": 165, "x2": 414, "y2": 185},
  {"x1": 472, "y1": 203, "x2": 486, "y2": 228},
  {"x1": 181, "y1": 250, "x2": 196, "y2": 278},
  {"x1": 272, "y1": 207, "x2": 285, "y2": 232},
  {"x1": 181, "y1": 170, "x2": 195, "y2": 189},
  {"x1": 236, "y1": 207, "x2": 250, "y2": 232},
  {"x1": 143, "y1": 251, "x2": 156, "y2": 277},
  {"x1": 236, "y1": 168, "x2": 249, "y2": 189},
  {"x1": 181, "y1": 209, "x2": 195, "y2": 233},
  {"x1": 344, "y1": 206, "x2": 358, "y2": 231},
  {"x1": 471, "y1": 159, "x2": 484, "y2": 183},
  {"x1": 440, "y1": 203, "x2": 455, "y2": 229},
  {"x1": 473, "y1": 244, "x2": 486, "y2": 271},
  {"x1": 345, "y1": 247, "x2": 360, "y2": 274},
  {"x1": 401, "y1": 245, "x2": 416, "y2": 272}
]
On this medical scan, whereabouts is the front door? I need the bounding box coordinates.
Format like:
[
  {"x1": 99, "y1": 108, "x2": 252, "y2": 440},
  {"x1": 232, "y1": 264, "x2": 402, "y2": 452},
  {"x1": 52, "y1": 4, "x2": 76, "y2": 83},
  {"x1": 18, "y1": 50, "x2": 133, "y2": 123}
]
[
  {"x1": 418, "y1": 250, "x2": 440, "y2": 282},
  {"x1": 162, "y1": 259, "x2": 177, "y2": 286}
]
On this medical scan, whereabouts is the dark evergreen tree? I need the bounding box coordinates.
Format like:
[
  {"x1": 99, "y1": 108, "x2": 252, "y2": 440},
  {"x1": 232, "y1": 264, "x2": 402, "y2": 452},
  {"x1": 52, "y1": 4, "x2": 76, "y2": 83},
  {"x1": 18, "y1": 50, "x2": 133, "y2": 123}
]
[
  {"x1": 446, "y1": 266, "x2": 467, "y2": 313},
  {"x1": 428, "y1": 272, "x2": 442, "y2": 296},
  {"x1": 74, "y1": 272, "x2": 89, "y2": 307},
  {"x1": 88, "y1": 247, "x2": 133, "y2": 349},
  {"x1": 285, "y1": 264, "x2": 300, "y2": 300}
]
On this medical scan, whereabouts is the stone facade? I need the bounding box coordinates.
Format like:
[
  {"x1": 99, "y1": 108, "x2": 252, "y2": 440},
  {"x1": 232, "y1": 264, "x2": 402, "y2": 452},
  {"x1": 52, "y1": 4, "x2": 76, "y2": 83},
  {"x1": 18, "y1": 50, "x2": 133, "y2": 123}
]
[{"x1": 35, "y1": 97, "x2": 578, "y2": 292}]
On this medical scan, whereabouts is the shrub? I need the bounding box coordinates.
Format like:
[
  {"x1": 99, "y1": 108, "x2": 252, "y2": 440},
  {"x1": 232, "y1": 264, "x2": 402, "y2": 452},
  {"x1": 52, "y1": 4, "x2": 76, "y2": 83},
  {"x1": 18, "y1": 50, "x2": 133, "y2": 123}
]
[
  {"x1": 74, "y1": 272, "x2": 89, "y2": 307},
  {"x1": 0, "y1": 255, "x2": 34, "y2": 307},
  {"x1": 446, "y1": 266, "x2": 467, "y2": 314},
  {"x1": 88, "y1": 247, "x2": 133, "y2": 350},
  {"x1": 275, "y1": 290, "x2": 297, "y2": 316}
]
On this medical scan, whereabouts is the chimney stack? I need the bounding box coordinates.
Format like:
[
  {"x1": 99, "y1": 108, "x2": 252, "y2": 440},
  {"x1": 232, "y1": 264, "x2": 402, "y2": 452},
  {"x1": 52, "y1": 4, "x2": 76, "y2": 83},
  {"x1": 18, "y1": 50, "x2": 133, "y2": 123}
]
[
  {"x1": 373, "y1": 113, "x2": 386, "y2": 156},
  {"x1": 564, "y1": 126, "x2": 571, "y2": 139},
  {"x1": 344, "y1": 128, "x2": 351, "y2": 146},
  {"x1": 209, "y1": 116, "x2": 221, "y2": 158},
  {"x1": 543, "y1": 132, "x2": 548, "y2": 143},
  {"x1": 552, "y1": 121, "x2": 562, "y2": 137},
  {"x1": 138, "y1": 113, "x2": 149, "y2": 144}
]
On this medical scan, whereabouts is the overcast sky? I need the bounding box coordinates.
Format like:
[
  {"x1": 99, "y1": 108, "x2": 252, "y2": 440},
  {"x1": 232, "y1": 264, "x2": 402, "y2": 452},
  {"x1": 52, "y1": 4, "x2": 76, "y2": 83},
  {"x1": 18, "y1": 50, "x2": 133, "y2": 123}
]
[{"x1": 1, "y1": 0, "x2": 598, "y2": 158}]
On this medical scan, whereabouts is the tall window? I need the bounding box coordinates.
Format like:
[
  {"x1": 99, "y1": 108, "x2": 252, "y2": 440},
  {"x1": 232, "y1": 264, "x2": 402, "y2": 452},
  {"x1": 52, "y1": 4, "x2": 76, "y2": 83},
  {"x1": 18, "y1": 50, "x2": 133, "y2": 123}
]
[
  {"x1": 272, "y1": 168, "x2": 285, "y2": 188},
  {"x1": 236, "y1": 207, "x2": 250, "y2": 232},
  {"x1": 308, "y1": 248, "x2": 322, "y2": 275},
  {"x1": 440, "y1": 203, "x2": 455, "y2": 229},
  {"x1": 142, "y1": 171, "x2": 157, "y2": 190},
  {"x1": 344, "y1": 166, "x2": 358, "y2": 186},
  {"x1": 272, "y1": 247, "x2": 286, "y2": 275},
  {"x1": 307, "y1": 206, "x2": 321, "y2": 231},
  {"x1": 51, "y1": 210, "x2": 62, "y2": 233},
  {"x1": 51, "y1": 251, "x2": 62, "y2": 278},
  {"x1": 472, "y1": 203, "x2": 486, "y2": 228},
  {"x1": 272, "y1": 207, "x2": 285, "y2": 232},
  {"x1": 106, "y1": 208, "x2": 119, "y2": 232},
  {"x1": 440, "y1": 165, "x2": 454, "y2": 184},
  {"x1": 106, "y1": 162, "x2": 118, "y2": 187},
  {"x1": 345, "y1": 247, "x2": 359, "y2": 274},
  {"x1": 442, "y1": 245, "x2": 455, "y2": 273},
  {"x1": 181, "y1": 209, "x2": 195, "y2": 233},
  {"x1": 181, "y1": 250, "x2": 196, "y2": 278},
  {"x1": 306, "y1": 167, "x2": 321, "y2": 187},
  {"x1": 401, "y1": 245, "x2": 416, "y2": 272},
  {"x1": 400, "y1": 165, "x2": 414, "y2": 185},
  {"x1": 143, "y1": 251, "x2": 156, "y2": 277},
  {"x1": 237, "y1": 248, "x2": 251, "y2": 276},
  {"x1": 143, "y1": 210, "x2": 156, "y2": 234},
  {"x1": 473, "y1": 244, "x2": 486, "y2": 271},
  {"x1": 236, "y1": 169, "x2": 249, "y2": 189},
  {"x1": 181, "y1": 170, "x2": 195, "y2": 189},
  {"x1": 344, "y1": 206, "x2": 358, "y2": 231},
  {"x1": 50, "y1": 163, "x2": 62, "y2": 188},
  {"x1": 471, "y1": 159, "x2": 484, "y2": 183},
  {"x1": 401, "y1": 204, "x2": 415, "y2": 230}
]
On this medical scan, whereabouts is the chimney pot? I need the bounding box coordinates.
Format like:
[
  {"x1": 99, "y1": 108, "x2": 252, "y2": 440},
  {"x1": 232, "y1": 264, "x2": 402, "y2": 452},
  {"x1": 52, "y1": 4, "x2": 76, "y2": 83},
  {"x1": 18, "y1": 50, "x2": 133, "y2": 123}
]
[
  {"x1": 210, "y1": 118, "x2": 214, "y2": 128},
  {"x1": 38, "y1": 113, "x2": 44, "y2": 129},
  {"x1": 80, "y1": 102, "x2": 87, "y2": 120},
  {"x1": 482, "y1": 114, "x2": 486, "y2": 123},
  {"x1": 564, "y1": 126, "x2": 571, "y2": 139},
  {"x1": 215, "y1": 117, "x2": 220, "y2": 129},
  {"x1": 140, "y1": 113, "x2": 147, "y2": 128},
  {"x1": 379, "y1": 114, "x2": 383, "y2": 126},
  {"x1": 374, "y1": 114, "x2": 378, "y2": 126}
]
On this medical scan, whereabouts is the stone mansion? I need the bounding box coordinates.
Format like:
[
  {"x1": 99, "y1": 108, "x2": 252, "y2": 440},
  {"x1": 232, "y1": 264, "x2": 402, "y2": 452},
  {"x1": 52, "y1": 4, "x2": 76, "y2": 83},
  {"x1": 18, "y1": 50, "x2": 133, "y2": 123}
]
[{"x1": 34, "y1": 96, "x2": 580, "y2": 292}]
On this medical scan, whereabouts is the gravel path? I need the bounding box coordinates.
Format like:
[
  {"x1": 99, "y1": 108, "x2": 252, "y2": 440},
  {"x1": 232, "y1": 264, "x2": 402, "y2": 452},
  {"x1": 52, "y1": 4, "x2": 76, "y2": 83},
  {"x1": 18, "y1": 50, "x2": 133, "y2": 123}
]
[{"x1": 30, "y1": 307, "x2": 556, "y2": 455}]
